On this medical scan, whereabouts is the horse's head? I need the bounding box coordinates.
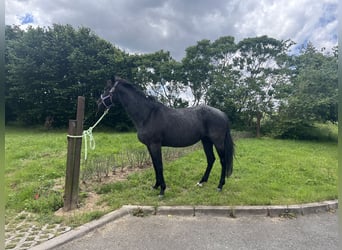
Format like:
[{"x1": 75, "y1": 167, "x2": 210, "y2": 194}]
[{"x1": 96, "y1": 78, "x2": 119, "y2": 114}]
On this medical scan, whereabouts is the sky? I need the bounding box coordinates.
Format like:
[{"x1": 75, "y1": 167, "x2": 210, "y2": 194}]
[{"x1": 5, "y1": 0, "x2": 338, "y2": 61}]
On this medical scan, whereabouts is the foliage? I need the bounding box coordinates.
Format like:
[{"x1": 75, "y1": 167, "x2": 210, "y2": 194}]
[
  {"x1": 232, "y1": 36, "x2": 294, "y2": 136},
  {"x1": 5, "y1": 24, "x2": 338, "y2": 139},
  {"x1": 289, "y1": 43, "x2": 337, "y2": 122},
  {"x1": 182, "y1": 39, "x2": 213, "y2": 105},
  {"x1": 206, "y1": 36, "x2": 239, "y2": 124},
  {"x1": 263, "y1": 119, "x2": 338, "y2": 142},
  {"x1": 131, "y1": 50, "x2": 188, "y2": 107},
  {"x1": 5, "y1": 24, "x2": 128, "y2": 128},
  {"x1": 266, "y1": 43, "x2": 338, "y2": 138}
]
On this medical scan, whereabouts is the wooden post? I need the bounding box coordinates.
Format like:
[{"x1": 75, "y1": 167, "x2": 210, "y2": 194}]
[{"x1": 64, "y1": 96, "x2": 85, "y2": 211}]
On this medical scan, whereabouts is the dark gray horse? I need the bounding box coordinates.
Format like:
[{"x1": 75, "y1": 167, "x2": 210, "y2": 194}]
[{"x1": 98, "y1": 77, "x2": 234, "y2": 197}]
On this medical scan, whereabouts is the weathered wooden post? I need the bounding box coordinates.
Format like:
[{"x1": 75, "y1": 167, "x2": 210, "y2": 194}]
[{"x1": 64, "y1": 96, "x2": 85, "y2": 211}]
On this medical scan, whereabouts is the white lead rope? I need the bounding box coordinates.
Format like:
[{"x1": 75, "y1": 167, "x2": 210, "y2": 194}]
[{"x1": 67, "y1": 109, "x2": 109, "y2": 160}]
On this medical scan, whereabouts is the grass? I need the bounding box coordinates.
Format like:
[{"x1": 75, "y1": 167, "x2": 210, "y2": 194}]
[
  {"x1": 97, "y1": 138, "x2": 337, "y2": 208},
  {"x1": 5, "y1": 126, "x2": 338, "y2": 227},
  {"x1": 5, "y1": 127, "x2": 144, "y2": 210}
]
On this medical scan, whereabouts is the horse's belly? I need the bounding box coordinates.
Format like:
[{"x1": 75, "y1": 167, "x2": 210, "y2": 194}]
[
  {"x1": 161, "y1": 130, "x2": 201, "y2": 147},
  {"x1": 162, "y1": 139, "x2": 198, "y2": 147}
]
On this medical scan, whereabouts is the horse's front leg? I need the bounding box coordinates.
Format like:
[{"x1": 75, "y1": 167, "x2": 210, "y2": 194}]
[{"x1": 147, "y1": 144, "x2": 166, "y2": 197}]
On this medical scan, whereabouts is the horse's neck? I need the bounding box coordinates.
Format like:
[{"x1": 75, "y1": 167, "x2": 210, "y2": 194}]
[{"x1": 117, "y1": 87, "x2": 154, "y2": 128}]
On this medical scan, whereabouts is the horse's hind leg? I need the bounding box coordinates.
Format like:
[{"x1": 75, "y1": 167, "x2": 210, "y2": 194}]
[
  {"x1": 198, "y1": 138, "x2": 215, "y2": 186},
  {"x1": 215, "y1": 146, "x2": 227, "y2": 191}
]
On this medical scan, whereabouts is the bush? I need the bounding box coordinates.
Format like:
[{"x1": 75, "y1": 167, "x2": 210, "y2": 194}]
[
  {"x1": 277, "y1": 122, "x2": 314, "y2": 140},
  {"x1": 263, "y1": 118, "x2": 338, "y2": 142},
  {"x1": 308, "y1": 122, "x2": 338, "y2": 142}
]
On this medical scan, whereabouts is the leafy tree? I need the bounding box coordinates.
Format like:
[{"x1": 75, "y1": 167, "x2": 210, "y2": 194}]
[
  {"x1": 272, "y1": 43, "x2": 338, "y2": 138},
  {"x1": 5, "y1": 25, "x2": 24, "y2": 123},
  {"x1": 233, "y1": 36, "x2": 293, "y2": 136},
  {"x1": 292, "y1": 43, "x2": 337, "y2": 122},
  {"x1": 132, "y1": 50, "x2": 187, "y2": 107},
  {"x1": 6, "y1": 25, "x2": 51, "y2": 125},
  {"x1": 206, "y1": 36, "x2": 241, "y2": 126},
  {"x1": 5, "y1": 24, "x2": 128, "y2": 128},
  {"x1": 182, "y1": 39, "x2": 213, "y2": 105}
]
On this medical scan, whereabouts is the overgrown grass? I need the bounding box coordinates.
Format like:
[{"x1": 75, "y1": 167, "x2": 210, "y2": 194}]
[
  {"x1": 310, "y1": 122, "x2": 338, "y2": 142},
  {"x1": 5, "y1": 127, "x2": 337, "y2": 227}
]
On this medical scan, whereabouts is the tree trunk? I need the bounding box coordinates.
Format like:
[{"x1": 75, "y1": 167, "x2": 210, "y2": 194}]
[{"x1": 256, "y1": 112, "x2": 262, "y2": 138}]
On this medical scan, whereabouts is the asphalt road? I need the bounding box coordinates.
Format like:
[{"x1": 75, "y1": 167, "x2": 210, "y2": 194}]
[{"x1": 54, "y1": 212, "x2": 338, "y2": 250}]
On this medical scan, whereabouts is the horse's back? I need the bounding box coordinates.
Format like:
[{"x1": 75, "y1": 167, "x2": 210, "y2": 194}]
[
  {"x1": 138, "y1": 104, "x2": 229, "y2": 147},
  {"x1": 197, "y1": 105, "x2": 229, "y2": 127},
  {"x1": 172, "y1": 105, "x2": 229, "y2": 142},
  {"x1": 167, "y1": 105, "x2": 229, "y2": 132}
]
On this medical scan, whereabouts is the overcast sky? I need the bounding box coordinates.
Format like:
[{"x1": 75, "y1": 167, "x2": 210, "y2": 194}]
[{"x1": 5, "y1": 0, "x2": 338, "y2": 60}]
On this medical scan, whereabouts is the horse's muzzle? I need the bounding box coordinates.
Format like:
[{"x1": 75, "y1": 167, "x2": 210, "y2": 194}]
[
  {"x1": 100, "y1": 93, "x2": 113, "y2": 110},
  {"x1": 96, "y1": 95, "x2": 111, "y2": 116}
]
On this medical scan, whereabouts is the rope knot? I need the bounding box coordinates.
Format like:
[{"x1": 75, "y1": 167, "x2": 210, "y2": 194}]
[{"x1": 67, "y1": 109, "x2": 109, "y2": 160}]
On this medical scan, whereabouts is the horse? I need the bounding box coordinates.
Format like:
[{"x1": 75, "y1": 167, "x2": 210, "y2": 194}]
[{"x1": 97, "y1": 77, "x2": 234, "y2": 197}]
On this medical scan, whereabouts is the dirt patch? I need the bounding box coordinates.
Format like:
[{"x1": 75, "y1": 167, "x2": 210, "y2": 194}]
[
  {"x1": 54, "y1": 191, "x2": 109, "y2": 217},
  {"x1": 85, "y1": 165, "x2": 149, "y2": 185},
  {"x1": 54, "y1": 165, "x2": 150, "y2": 217}
]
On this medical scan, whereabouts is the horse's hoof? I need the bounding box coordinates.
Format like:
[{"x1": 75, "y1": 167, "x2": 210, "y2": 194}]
[
  {"x1": 196, "y1": 182, "x2": 203, "y2": 187},
  {"x1": 217, "y1": 188, "x2": 222, "y2": 192},
  {"x1": 158, "y1": 194, "x2": 164, "y2": 199}
]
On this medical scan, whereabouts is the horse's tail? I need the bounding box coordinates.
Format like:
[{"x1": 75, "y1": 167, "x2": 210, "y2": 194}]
[{"x1": 225, "y1": 127, "x2": 234, "y2": 178}]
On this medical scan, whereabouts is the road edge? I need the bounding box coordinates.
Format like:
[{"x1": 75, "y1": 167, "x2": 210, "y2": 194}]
[{"x1": 29, "y1": 200, "x2": 338, "y2": 250}]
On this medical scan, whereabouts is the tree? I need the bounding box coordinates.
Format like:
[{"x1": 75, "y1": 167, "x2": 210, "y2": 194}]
[
  {"x1": 132, "y1": 50, "x2": 187, "y2": 107},
  {"x1": 5, "y1": 24, "x2": 128, "y2": 127},
  {"x1": 273, "y1": 43, "x2": 338, "y2": 138},
  {"x1": 206, "y1": 36, "x2": 240, "y2": 125},
  {"x1": 5, "y1": 25, "x2": 24, "y2": 123},
  {"x1": 233, "y1": 36, "x2": 293, "y2": 137},
  {"x1": 292, "y1": 43, "x2": 337, "y2": 122},
  {"x1": 6, "y1": 25, "x2": 52, "y2": 125},
  {"x1": 182, "y1": 39, "x2": 213, "y2": 105}
]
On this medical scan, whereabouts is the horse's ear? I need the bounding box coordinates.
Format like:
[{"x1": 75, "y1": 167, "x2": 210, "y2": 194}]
[
  {"x1": 111, "y1": 75, "x2": 116, "y2": 82},
  {"x1": 114, "y1": 76, "x2": 123, "y2": 82}
]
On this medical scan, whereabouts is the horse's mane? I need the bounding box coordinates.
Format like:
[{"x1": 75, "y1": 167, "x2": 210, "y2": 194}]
[{"x1": 115, "y1": 77, "x2": 160, "y2": 104}]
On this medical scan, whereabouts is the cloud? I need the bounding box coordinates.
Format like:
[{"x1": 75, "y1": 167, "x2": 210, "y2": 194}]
[{"x1": 5, "y1": 0, "x2": 337, "y2": 60}]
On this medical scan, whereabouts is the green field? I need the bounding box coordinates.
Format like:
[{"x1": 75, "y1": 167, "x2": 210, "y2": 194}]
[
  {"x1": 5, "y1": 127, "x2": 338, "y2": 226},
  {"x1": 98, "y1": 138, "x2": 337, "y2": 207}
]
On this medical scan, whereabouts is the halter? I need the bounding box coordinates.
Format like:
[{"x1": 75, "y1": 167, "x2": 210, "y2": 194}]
[{"x1": 100, "y1": 81, "x2": 119, "y2": 109}]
